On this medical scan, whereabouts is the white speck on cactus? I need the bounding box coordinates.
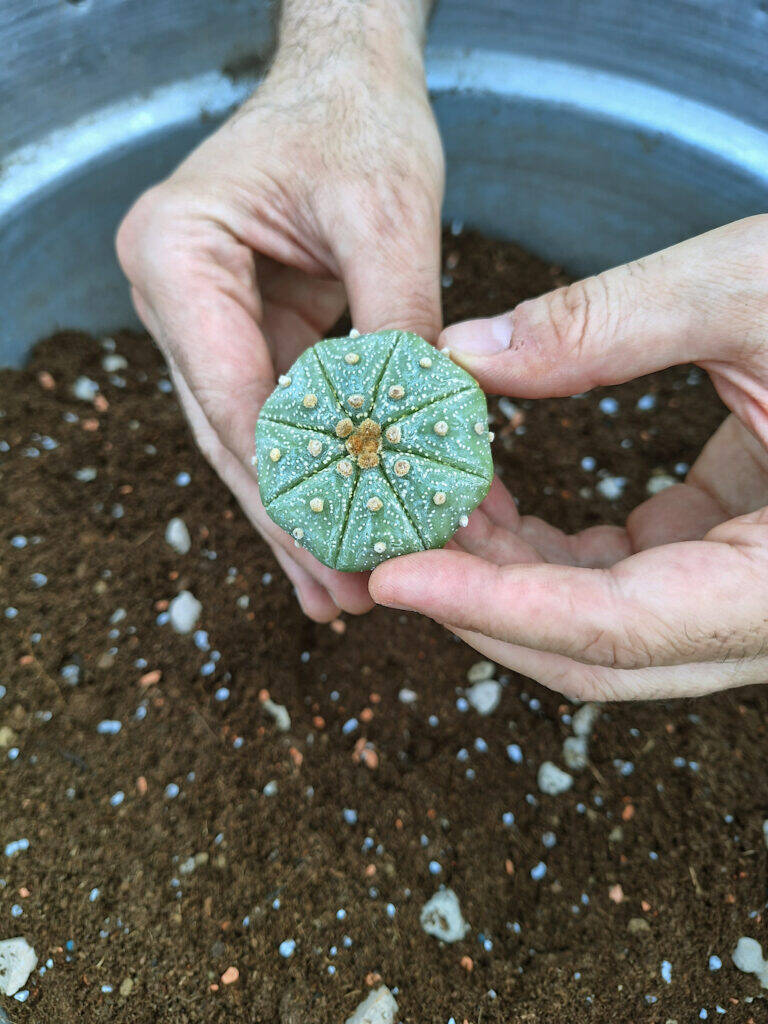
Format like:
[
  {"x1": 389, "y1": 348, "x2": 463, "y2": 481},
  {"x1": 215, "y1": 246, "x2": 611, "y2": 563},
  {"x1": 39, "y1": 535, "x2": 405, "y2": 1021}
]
[
  {"x1": 459, "y1": 514, "x2": 469, "y2": 527},
  {"x1": 255, "y1": 330, "x2": 492, "y2": 571},
  {"x1": 292, "y1": 527, "x2": 304, "y2": 540},
  {"x1": 278, "y1": 374, "x2": 292, "y2": 388},
  {"x1": 474, "y1": 421, "x2": 485, "y2": 435},
  {"x1": 349, "y1": 328, "x2": 361, "y2": 338}
]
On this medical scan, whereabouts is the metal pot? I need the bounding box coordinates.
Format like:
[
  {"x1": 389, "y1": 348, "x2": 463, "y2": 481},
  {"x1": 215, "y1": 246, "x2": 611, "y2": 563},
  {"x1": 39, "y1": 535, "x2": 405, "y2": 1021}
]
[{"x1": 2, "y1": 0, "x2": 767, "y2": 365}]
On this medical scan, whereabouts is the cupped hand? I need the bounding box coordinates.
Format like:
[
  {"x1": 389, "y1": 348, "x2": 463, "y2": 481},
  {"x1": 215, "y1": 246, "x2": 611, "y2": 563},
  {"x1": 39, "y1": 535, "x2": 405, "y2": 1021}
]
[
  {"x1": 371, "y1": 217, "x2": 768, "y2": 699},
  {"x1": 116, "y1": 32, "x2": 444, "y2": 621}
]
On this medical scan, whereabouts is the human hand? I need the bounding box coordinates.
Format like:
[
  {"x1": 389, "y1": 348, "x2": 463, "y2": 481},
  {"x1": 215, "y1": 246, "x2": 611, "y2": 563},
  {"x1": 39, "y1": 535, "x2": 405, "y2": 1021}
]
[
  {"x1": 370, "y1": 217, "x2": 768, "y2": 699},
  {"x1": 116, "y1": 0, "x2": 444, "y2": 621}
]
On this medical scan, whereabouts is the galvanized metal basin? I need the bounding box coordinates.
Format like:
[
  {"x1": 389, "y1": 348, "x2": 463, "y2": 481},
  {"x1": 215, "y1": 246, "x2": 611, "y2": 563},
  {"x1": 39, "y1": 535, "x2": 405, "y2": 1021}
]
[{"x1": 2, "y1": 0, "x2": 767, "y2": 365}]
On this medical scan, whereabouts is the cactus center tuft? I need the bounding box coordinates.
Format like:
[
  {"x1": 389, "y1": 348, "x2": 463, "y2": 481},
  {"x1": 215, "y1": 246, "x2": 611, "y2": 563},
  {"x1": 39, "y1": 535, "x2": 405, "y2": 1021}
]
[{"x1": 345, "y1": 417, "x2": 383, "y2": 469}]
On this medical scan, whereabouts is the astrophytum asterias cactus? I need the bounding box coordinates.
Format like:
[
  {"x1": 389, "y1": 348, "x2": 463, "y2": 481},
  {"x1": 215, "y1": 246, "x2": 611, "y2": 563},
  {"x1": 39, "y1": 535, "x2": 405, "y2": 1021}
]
[{"x1": 254, "y1": 330, "x2": 493, "y2": 572}]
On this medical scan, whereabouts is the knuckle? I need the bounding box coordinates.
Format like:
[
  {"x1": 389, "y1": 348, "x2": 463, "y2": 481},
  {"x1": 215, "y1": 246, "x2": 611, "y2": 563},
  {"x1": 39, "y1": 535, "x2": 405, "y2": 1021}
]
[{"x1": 541, "y1": 275, "x2": 612, "y2": 360}]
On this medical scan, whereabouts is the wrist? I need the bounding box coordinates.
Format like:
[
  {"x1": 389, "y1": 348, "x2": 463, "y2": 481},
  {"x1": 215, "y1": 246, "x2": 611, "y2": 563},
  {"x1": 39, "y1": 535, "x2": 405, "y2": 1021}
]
[{"x1": 269, "y1": 0, "x2": 429, "y2": 94}]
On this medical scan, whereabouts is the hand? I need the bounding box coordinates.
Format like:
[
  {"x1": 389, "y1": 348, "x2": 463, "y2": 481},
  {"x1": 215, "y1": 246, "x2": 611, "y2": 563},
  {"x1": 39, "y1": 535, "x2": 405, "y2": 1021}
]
[
  {"x1": 370, "y1": 217, "x2": 768, "y2": 699},
  {"x1": 116, "y1": 0, "x2": 444, "y2": 621}
]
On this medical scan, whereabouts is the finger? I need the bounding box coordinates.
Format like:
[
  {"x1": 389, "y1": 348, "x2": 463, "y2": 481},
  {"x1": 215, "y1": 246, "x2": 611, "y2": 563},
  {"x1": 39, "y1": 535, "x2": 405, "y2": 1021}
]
[
  {"x1": 449, "y1": 627, "x2": 768, "y2": 701},
  {"x1": 370, "y1": 537, "x2": 768, "y2": 669},
  {"x1": 335, "y1": 193, "x2": 443, "y2": 342},
  {"x1": 439, "y1": 216, "x2": 768, "y2": 396},
  {"x1": 271, "y1": 545, "x2": 341, "y2": 623}
]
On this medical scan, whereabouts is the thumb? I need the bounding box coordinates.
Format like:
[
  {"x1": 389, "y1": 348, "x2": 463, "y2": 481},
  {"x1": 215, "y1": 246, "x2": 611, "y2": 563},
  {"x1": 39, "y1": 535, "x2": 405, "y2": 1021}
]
[
  {"x1": 338, "y1": 203, "x2": 443, "y2": 344},
  {"x1": 439, "y1": 216, "x2": 768, "y2": 396}
]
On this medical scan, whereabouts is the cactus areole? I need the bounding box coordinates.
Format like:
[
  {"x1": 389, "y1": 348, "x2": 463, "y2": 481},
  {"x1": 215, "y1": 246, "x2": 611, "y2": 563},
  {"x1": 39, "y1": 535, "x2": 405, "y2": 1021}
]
[{"x1": 254, "y1": 330, "x2": 493, "y2": 572}]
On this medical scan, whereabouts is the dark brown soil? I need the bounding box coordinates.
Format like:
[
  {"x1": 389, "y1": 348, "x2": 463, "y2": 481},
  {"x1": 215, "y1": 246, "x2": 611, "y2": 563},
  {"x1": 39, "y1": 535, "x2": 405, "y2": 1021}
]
[{"x1": 1, "y1": 229, "x2": 766, "y2": 1024}]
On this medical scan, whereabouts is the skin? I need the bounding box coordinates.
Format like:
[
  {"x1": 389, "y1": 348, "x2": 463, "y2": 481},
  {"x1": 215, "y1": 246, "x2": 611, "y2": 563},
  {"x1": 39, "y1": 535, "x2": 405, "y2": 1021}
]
[
  {"x1": 370, "y1": 217, "x2": 768, "y2": 700},
  {"x1": 116, "y1": 0, "x2": 443, "y2": 622}
]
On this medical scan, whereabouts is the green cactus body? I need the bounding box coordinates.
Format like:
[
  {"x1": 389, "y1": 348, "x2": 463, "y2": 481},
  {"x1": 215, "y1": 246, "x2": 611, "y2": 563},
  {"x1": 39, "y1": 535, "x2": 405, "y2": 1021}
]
[{"x1": 254, "y1": 330, "x2": 493, "y2": 572}]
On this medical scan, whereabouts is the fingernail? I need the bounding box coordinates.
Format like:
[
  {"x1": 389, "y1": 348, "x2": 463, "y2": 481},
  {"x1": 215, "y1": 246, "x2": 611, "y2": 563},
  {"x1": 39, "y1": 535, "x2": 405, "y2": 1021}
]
[{"x1": 441, "y1": 311, "x2": 514, "y2": 357}]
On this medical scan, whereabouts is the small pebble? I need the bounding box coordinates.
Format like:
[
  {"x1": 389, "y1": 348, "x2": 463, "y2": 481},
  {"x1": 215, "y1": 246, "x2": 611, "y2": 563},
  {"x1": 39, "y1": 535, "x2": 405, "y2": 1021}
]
[
  {"x1": 563, "y1": 736, "x2": 589, "y2": 771},
  {"x1": 278, "y1": 939, "x2": 296, "y2": 959},
  {"x1": 530, "y1": 861, "x2": 547, "y2": 881},
  {"x1": 96, "y1": 720, "x2": 122, "y2": 735},
  {"x1": 571, "y1": 703, "x2": 600, "y2": 738},
  {"x1": 72, "y1": 376, "x2": 99, "y2": 402},
  {"x1": 165, "y1": 518, "x2": 191, "y2": 555},
  {"x1": 506, "y1": 744, "x2": 523, "y2": 765},
  {"x1": 168, "y1": 591, "x2": 202, "y2": 634},
  {"x1": 466, "y1": 680, "x2": 501, "y2": 716},
  {"x1": 466, "y1": 661, "x2": 495, "y2": 683},
  {"x1": 537, "y1": 761, "x2": 573, "y2": 795},
  {"x1": 345, "y1": 985, "x2": 398, "y2": 1024},
  {"x1": 596, "y1": 476, "x2": 627, "y2": 500},
  {"x1": 420, "y1": 889, "x2": 469, "y2": 943},
  {"x1": 0, "y1": 938, "x2": 37, "y2": 997}
]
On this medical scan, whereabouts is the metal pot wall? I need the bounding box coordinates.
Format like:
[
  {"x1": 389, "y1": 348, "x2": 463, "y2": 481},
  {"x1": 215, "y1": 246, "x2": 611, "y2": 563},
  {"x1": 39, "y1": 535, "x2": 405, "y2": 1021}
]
[{"x1": 2, "y1": 0, "x2": 767, "y2": 365}]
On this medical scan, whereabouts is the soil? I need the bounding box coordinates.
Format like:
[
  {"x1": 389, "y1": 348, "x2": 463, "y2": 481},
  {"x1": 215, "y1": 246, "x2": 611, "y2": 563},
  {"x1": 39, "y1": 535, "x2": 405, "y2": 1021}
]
[{"x1": 1, "y1": 228, "x2": 766, "y2": 1024}]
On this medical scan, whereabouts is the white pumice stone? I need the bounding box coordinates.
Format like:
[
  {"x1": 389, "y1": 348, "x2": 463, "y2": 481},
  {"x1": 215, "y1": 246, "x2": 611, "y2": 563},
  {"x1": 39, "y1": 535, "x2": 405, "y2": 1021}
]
[
  {"x1": 394, "y1": 459, "x2": 410, "y2": 477},
  {"x1": 278, "y1": 374, "x2": 292, "y2": 388},
  {"x1": 72, "y1": 375, "x2": 100, "y2": 402},
  {"x1": 433, "y1": 491, "x2": 447, "y2": 505},
  {"x1": 169, "y1": 590, "x2": 202, "y2": 634},
  {"x1": 572, "y1": 703, "x2": 601, "y2": 738},
  {"x1": 646, "y1": 474, "x2": 676, "y2": 495},
  {"x1": 563, "y1": 735, "x2": 589, "y2": 771},
  {"x1": 420, "y1": 888, "x2": 470, "y2": 943},
  {"x1": 269, "y1": 448, "x2": 281, "y2": 462},
  {"x1": 732, "y1": 937, "x2": 768, "y2": 987},
  {"x1": 102, "y1": 353, "x2": 128, "y2": 372},
  {"x1": 302, "y1": 393, "x2": 318, "y2": 408},
  {"x1": 467, "y1": 660, "x2": 495, "y2": 682},
  {"x1": 309, "y1": 498, "x2": 324, "y2": 513},
  {"x1": 307, "y1": 439, "x2": 323, "y2": 457},
  {"x1": 262, "y1": 697, "x2": 291, "y2": 732},
  {"x1": 537, "y1": 761, "x2": 574, "y2": 795},
  {"x1": 344, "y1": 985, "x2": 399, "y2": 1024},
  {"x1": 466, "y1": 679, "x2": 501, "y2": 716},
  {"x1": 434, "y1": 420, "x2": 449, "y2": 436},
  {"x1": 0, "y1": 937, "x2": 38, "y2": 996},
  {"x1": 374, "y1": 541, "x2": 387, "y2": 554},
  {"x1": 597, "y1": 475, "x2": 627, "y2": 500},
  {"x1": 165, "y1": 517, "x2": 191, "y2": 555},
  {"x1": 367, "y1": 497, "x2": 383, "y2": 512},
  {"x1": 345, "y1": 352, "x2": 360, "y2": 365}
]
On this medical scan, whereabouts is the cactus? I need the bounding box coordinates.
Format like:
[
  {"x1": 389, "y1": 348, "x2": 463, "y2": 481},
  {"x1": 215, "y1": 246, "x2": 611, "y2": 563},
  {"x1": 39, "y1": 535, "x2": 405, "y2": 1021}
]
[{"x1": 254, "y1": 330, "x2": 493, "y2": 571}]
